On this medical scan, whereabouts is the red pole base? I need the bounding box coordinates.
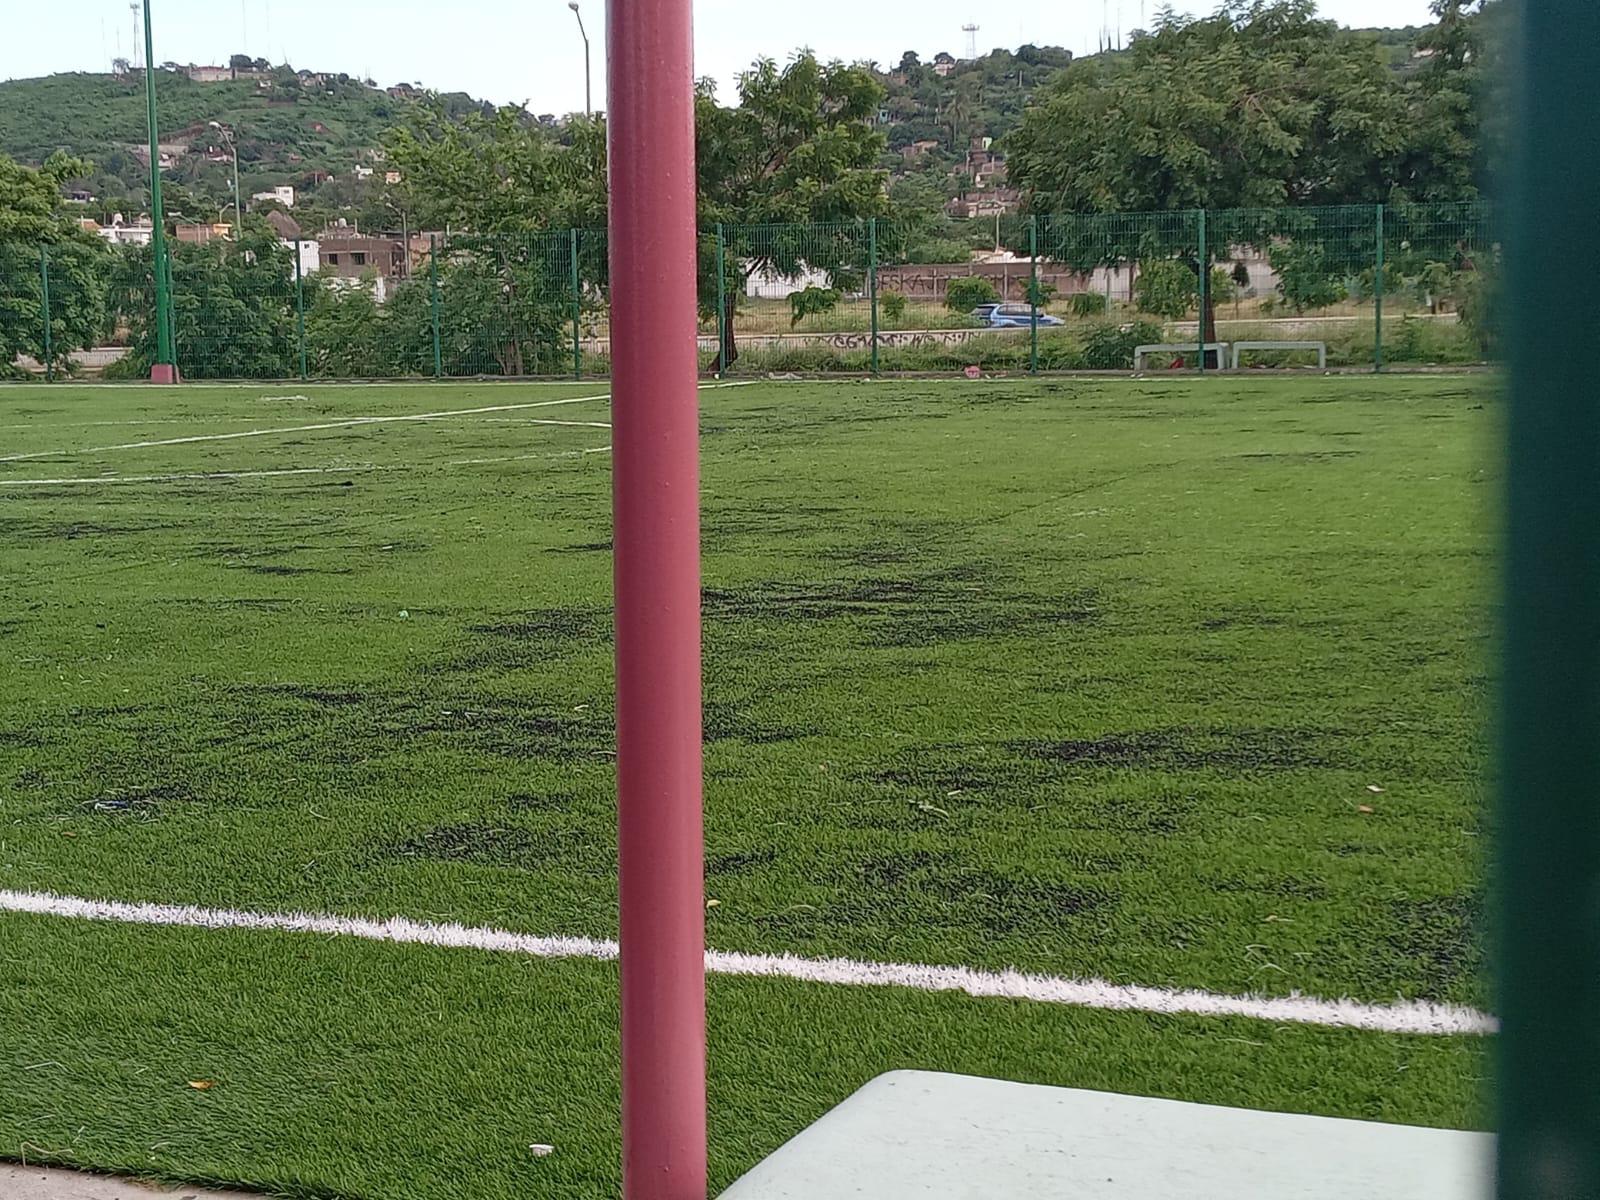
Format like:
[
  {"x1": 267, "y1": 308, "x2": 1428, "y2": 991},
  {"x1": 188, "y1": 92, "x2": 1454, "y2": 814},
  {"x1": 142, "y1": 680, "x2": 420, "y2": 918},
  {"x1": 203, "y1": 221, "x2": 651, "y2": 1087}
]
[{"x1": 149, "y1": 364, "x2": 180, "y2": 384}]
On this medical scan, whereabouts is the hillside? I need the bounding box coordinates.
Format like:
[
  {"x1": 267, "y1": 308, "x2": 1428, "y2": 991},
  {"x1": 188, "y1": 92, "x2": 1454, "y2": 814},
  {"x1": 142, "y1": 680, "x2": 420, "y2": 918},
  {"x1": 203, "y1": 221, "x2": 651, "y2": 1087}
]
[{"x1": 0, "y1": 67, "x2": 488, "y2": 223}]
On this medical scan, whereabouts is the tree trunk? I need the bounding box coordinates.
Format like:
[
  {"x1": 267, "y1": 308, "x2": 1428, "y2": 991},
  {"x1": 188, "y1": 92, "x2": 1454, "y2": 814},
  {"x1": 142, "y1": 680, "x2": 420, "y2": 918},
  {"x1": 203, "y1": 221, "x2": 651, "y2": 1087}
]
[
  {"x1": 716, "y1": 290, "x2": 738, "y2": 372},
  {"x1": 1203, "y1": 294, "x2": 1219, "y2": 368}
]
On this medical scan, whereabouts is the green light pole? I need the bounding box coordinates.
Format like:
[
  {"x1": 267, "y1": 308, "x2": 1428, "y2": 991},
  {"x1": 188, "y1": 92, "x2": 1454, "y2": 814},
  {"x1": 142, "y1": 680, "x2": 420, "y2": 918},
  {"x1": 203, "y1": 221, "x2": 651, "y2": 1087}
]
[{"x1": 142, "y1": 0, "x2": 177, "y2": 382}]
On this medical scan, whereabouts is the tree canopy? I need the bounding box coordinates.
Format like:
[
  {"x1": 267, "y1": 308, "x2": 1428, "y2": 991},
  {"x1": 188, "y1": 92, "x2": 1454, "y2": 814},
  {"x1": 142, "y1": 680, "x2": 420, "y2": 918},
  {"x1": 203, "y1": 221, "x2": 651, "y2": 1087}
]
[{"x1": 1004, "y1": 0, "x2": 1481, "y2": 213}]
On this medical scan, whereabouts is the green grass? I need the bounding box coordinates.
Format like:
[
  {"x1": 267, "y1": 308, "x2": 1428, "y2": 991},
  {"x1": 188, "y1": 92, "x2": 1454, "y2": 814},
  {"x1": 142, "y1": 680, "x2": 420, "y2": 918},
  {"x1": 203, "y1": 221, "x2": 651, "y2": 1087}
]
[{"x1": 0, "y1": 376, "x2": 1494, "y2": 1196}]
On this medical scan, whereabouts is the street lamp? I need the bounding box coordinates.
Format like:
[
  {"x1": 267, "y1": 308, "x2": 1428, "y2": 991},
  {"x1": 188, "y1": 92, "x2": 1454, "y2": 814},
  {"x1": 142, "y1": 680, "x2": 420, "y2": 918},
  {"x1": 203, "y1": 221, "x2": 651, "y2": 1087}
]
[
  {"x1": 208, "y1": 121, "x2": 241, "y2": 243},
  {"x1": 567, "y1": 1, "x2": 591, "y2": 119}
]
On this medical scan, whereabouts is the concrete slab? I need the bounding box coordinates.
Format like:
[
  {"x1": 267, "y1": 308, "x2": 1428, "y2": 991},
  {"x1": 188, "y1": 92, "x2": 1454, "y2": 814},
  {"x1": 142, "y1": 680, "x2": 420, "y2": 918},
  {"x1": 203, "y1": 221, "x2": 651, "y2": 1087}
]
[
  {"x1": 719, "y1": 1071, "x2": 1492, "y2": 1199},
  {"x1": 0, "y1": 1165, "x2": 265, "y2": 1200}
]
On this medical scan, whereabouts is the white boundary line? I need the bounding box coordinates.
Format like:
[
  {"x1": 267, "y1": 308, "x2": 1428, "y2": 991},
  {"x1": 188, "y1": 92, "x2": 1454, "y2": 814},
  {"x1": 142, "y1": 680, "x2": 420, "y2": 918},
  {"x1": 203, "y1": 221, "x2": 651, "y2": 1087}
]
[
  {"x1": 0, "y1": 889, "x2": 1493, "y2": 1037},
  {"x1": 0, "y1": 381, "x2": 752, "y2": 464},
  {"x1": 0, "y1": 445, "x2": 614, "y2": 488}
]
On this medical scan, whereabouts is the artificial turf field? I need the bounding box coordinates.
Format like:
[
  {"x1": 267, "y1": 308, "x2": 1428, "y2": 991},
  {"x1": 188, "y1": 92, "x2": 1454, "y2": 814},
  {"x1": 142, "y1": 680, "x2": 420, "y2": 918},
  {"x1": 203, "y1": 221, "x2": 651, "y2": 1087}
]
[{"x1": 0, "y1": 375, "x2": 1492, "y2": 1197}]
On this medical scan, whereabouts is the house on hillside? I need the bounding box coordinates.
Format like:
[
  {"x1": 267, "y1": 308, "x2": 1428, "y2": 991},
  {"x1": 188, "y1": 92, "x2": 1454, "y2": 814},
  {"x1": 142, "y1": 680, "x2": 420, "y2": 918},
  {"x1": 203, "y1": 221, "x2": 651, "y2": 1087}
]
[
  {"x1": 932, "y1": 52, "x2": 957, "y2": 77},
  {"x1": 87, "y1": 214, "x2": 155, "y2": 247},
  {"x1": 901, "y1": 139, "x2": 942, "y2": 163},
  {"x1": 252, "y1": 185, "x2": 297, "y2": 208},
  {"x1": 175, "y1": 222, "x2": 234, "y2": 244},
  {"x1": 186, "y1": 65, "x2": 232, "y2": 83},
  {"x1": 318, "y1": 232, "x2": 407, "y2": 297}
]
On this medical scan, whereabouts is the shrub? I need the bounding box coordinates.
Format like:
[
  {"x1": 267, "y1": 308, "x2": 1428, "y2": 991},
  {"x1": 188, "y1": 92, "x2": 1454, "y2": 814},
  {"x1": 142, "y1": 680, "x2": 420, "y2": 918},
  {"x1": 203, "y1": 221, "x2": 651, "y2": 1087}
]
[
  {"x1": 788, "y1": 285, "x2": 841, "y2": 327},
  {"x1": 1267, "y1": 240, "x2": 1348, "y2": 313},
  {"x1": 880, "y1": 291, "x2": 908, "y2": 324},
  {"x1": 1026, "y1": 278, "x2": 1059, "y2": 307},
  {"x1": 1080, "y1": 320, "x2": 1164, "y2": 370},
  {"x1": 946, "y1": 275, "x2": 999, "y2": 312},
  {"x1": 1133, "y1": 259, "x2": 1197, "y2": 319},
  {"x1": 1069, "y1": 291, "x2": 1107, "y2": 317}
]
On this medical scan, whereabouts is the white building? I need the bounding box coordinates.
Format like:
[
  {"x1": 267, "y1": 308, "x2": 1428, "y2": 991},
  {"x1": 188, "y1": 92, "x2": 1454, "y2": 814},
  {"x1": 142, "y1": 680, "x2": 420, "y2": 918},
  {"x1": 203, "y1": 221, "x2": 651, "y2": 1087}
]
[
  {"x1": 282, "y1": 238, "x2": 321, "y2": 276},
  {"x1": 87, "y1": 214, "x2": 155, "y2": 247},
  {"x1": 744, "y1": 261, "x2": 834, "y2": 300},
  {"x1": 251, "y1": 185, "x2": 296, "y2": 208}
]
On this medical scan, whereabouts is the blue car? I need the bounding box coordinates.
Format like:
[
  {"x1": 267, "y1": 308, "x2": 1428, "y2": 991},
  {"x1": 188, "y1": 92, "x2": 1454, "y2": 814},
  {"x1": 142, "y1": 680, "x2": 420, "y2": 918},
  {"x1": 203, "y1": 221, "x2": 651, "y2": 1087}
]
[{"x1": 971, "y1": 303, "x2": 1064, "y2": 328}]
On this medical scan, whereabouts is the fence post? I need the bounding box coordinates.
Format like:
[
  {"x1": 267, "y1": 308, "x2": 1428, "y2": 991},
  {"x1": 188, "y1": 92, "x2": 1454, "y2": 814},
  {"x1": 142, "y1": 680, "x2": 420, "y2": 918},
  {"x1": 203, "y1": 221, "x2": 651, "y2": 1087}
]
[
  {"x1": 164, "y1": 249, "x2": 179, "y2": 377},
  {"x1": 1374, "y1": 203, "x2": 1385, "y2": 374},
  {"x1": 39, "y1": 245, "x2": 53, "y2": 383},
  {"x1": 715, "y1": 223, "x2": 727, "y2": 379},
  {"x1": 294, "y1": 245, "x2": 308, "y2": 381},
  {"x1": 867, "y1": 217, "x2": 880, "y2": 375},
  {"x1": 1197, "y1": 207, "x2": 1208, "y2": 372},
  {"x1": 570, "y1": 228, "x2": 583, "y2": 381},
  {"x1": 429, "y1": 234, "x2": 443, "y2": 378},
  {"x1": 1029, "y1": 215, "x2": 1040, "y2": 376}
]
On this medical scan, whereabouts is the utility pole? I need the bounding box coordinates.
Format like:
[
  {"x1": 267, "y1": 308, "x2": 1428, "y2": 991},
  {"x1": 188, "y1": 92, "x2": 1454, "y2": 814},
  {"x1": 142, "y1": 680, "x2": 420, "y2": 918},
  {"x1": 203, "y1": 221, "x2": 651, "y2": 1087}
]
[
  {"x1": 568, "y1": 2, "x2": 592, "y2": 118},
  {"x1": 143, "y1": 0, "x2": 176, "y2": 382},
  {"x1": 209, "y1": 121, "x2": 241, "y2": 244}
]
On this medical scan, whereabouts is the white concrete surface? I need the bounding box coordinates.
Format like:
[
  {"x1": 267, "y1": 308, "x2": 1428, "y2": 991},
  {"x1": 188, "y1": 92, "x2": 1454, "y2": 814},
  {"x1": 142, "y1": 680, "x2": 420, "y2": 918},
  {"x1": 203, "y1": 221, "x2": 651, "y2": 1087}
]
[
  {"x1": 719, "y1": 1071, "x2": 1492, "y2": 1199},
  {"x1": 0, "y1": 1165, "x2": 264, "y2": 1200}
]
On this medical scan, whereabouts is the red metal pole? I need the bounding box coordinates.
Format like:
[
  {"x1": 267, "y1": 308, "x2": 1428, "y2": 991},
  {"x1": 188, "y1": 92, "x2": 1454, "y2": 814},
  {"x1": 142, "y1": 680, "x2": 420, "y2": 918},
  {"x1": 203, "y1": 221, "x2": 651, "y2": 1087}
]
[{"x1": 606, "y1": 0, "x2": 706, "y2": 1197}]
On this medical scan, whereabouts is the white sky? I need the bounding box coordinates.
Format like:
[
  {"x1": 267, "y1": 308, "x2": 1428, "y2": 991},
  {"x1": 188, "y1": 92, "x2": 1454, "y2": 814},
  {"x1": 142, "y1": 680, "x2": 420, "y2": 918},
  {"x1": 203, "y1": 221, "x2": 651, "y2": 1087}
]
[{"x1": 2, "y1": 0, "x2": 1439, "y2": 115}]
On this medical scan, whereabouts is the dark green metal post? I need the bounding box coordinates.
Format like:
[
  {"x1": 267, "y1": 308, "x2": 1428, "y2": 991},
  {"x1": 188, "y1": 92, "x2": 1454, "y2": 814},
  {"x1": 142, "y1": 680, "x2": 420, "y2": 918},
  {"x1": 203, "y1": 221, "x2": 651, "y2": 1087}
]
[
  {"x1": 142, "y1": 0, "x2": 174, "y2": 379},
  {"x1": 867, "y1": 217, "x2": 880, "y2": 375},
  {"x1": 1029, "y1": 215, "x2": 1040, "y2": 376},
  {"x1": 429, "y1": 235, "x2": 443, "y2": 378},
  {"x1": 1196, "y1": 208, "x2": 1208, "y2": 372},
  {"x1": 715, "y1": 223, "x2": 727, "y2": 380},
  {"x1": 1498, "y1": 2, "x2": 1600, "y2": 1197},
  {"x1": 294, "y1": 246, "x2": 307, "y2": 381},
  {"x1": 1376, "y1": 204, "x2": 1388, "y2": 376},
  {"x1": 570, "y1": 228, "x2": 582, "y2": 381},
  {"x1": 39, "y1": 246, "x2": 53, "y2": 382}
]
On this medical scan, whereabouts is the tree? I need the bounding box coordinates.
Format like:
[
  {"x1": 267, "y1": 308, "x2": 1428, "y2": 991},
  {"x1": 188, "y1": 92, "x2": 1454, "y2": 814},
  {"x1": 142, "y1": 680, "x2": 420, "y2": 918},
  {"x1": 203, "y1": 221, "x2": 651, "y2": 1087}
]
[
  {"x1": 696, "y1": 53, "x2": 888, "y2": 368},
  {"x1": 946, "y1": 276, "x2": 998, "y2": 311},
  {"x1": 109, "y1": 225, "x2": 296, "y2": 379},
  {"x1": 0, "y1": 152, "x2": 110, "y2": 376},
  {"x1": 1005, "y1": 2, "x2": 1416, "y2": 355}
]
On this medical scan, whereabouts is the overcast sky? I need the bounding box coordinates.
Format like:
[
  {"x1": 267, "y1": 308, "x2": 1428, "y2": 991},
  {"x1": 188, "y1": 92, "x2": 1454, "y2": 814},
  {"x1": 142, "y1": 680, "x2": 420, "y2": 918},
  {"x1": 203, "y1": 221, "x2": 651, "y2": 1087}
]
[{"x1": 4, "y1": 0, "x2": 1438, "y2": 115}]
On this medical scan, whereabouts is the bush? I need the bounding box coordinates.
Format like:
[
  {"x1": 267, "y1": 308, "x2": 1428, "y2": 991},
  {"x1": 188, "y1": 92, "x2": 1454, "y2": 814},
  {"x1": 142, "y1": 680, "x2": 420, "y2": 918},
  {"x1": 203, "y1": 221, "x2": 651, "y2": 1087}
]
[
  {"x1": 1455, "y1": 268, "x2": 1499, "y2": 357},
  {"x1": 946, "y1": 275, "x2": 999, "y2": 312},
  {"x1": 1026, "y1": 278, "x2": 1058, "y2": 307},
  {"x1": 1069, "y1": 291, "x2": 1107, "y2": 317},
  {"x1": 1133, "y1": 259, "x2": 1197, "y2": 319},
  {"x1": 788, "y1": 285, "x2": 841, "y2": 327},
  {"x1": 1080, "y1": 320, "x2": 1164, "y2": 370},
  {"x1": 880, "y1": 291, "x2": 908, "y2": 324},
  {"x1": 1267, "y1": 240, "x2": 1348, "y2": 313}
]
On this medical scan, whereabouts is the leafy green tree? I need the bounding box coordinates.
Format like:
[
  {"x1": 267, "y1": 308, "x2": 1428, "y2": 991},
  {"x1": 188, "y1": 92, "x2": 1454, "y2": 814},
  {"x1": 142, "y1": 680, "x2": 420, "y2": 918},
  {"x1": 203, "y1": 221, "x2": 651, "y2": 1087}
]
[
  {"x1": 110, "y1": 225, "x2": 296, "y2": 378},
  {"x1": 1005, "y1": 2, "x2": 1415, "y2": 354},
  {"x1": 0, "y1": 152, "x2": 110, "y2": 375},
  {"x1": 881, "y1": 291, "x2": 908, "y2": 323},
  {"x1": 697, "y1": 53, "x2": 888, "y2": 368},
  {"x1": 946, "y1": 276, "x2": 998, "y2": 311},
  {"x1": 789, "y1": 286, "x2": 841, "y2": 327},
  {"x1": 1133, "y1": 259, "x2": 1197, "y2": 319},
  {"x1": 1267, "y1": 240, "x2": 1349, "y2": 312}
]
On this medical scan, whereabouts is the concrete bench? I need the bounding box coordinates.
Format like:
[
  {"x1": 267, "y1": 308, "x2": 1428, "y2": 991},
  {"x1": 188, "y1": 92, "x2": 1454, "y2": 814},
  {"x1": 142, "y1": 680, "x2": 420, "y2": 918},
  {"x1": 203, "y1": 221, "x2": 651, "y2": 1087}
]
[
  {"x1": 1231, "y1": 340, "x2": 1327, "y2": 369},
  {"x1": 1133, "y1": 343, "x2": 1229, "y2": 371}
]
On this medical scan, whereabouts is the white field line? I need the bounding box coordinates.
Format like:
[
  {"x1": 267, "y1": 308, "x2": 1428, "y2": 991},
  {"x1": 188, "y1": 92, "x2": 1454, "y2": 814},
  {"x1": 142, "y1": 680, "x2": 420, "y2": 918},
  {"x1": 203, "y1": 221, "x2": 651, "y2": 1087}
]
[
  {"x1": 0, "y1": 381, "x2": 751, "y2": 464},
  {"x1": 0, "y1": 445, "x2": 614, "y2": 489},
  {"x1": 0, "y1": 889, "x2": 1494, "y2": 1037}
]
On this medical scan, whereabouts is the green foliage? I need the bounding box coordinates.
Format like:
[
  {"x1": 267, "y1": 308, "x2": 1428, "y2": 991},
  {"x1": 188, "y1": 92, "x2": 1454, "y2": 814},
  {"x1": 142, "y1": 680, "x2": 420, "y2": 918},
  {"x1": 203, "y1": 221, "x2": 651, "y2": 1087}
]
[
  {"x1": 1080, "y1": 320, "x2": 1165, "y2": 369},
  {"x1": 789, "y1": 286, "x2": 842, "y2": 327},
  {"x1": 1455, "y1": 266, "x2": 1499, "y2": 357},
  {"x1": 1267, "y1": 240, "x2": 1350, "y2": 312},
  {"x1": 946, "y1": 276, "x2": 999, "y2": 312},
  {"x1": 1007, "y1": 2, "x2": 1435, "y2": 213},
  {"x1": 1133, "y1": 259, "x2": 1197, "y2": 319},
  {"x1": 385, "y1": 104, "x2": 604, "y2": 235},
  {"x1": 1069, "y1": 290, "x2": 1108, "y2": 317},
  {"x1": 108, "y1": 228, "x2": 297, "y2": 379},
  {"x1": 1208, "y1": 266, "x2": 1238, "y2": 305},
  {"x1": 1026, "y1": 277, "x2": 1058, "y2": 307},
  {"x1": 880, "y1": 291, "x2": 908, "y2": 323},
  {"x1": 0, "y1": 152, "x2": 110, "y2": 373}
]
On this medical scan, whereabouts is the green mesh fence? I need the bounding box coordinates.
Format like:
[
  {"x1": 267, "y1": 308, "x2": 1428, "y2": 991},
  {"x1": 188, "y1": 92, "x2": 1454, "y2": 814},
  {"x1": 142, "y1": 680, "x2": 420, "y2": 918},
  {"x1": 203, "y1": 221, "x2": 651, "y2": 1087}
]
[{"x1": 11, "y1": 203, "x2": 1495, "y2": 380}]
